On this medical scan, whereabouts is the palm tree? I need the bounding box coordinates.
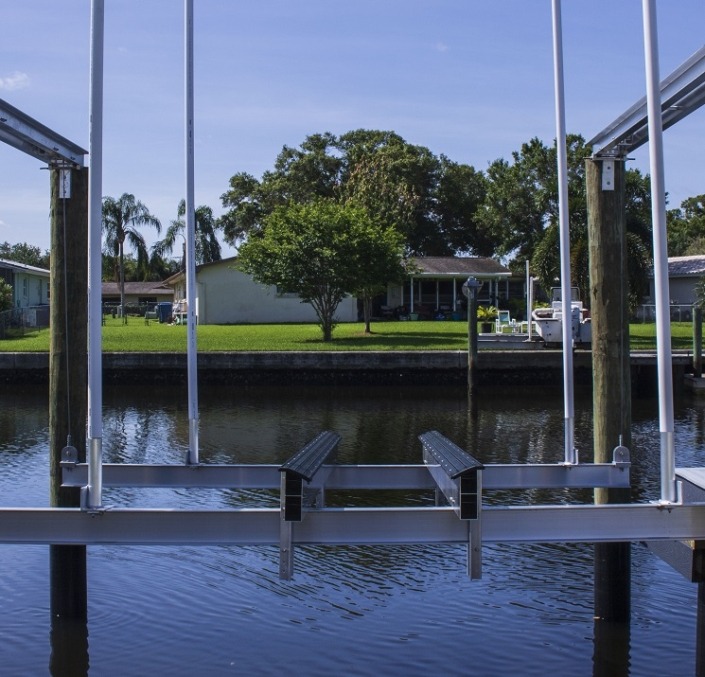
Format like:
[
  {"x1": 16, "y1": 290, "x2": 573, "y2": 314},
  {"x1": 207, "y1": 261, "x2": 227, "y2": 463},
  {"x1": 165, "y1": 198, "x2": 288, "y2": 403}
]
[
  {"x1": 102, "y1": 193, "x2": 161, "y2": 317},
  {"x1": 153, "y1": 199, "x2": 222, "y2": 266}
]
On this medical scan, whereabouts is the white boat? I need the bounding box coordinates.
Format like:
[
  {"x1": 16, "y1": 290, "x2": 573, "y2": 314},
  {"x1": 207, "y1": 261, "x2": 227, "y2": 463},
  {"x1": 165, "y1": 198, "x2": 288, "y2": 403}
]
[{"x1": 532, "y1": 287, "x2": 591, "y2": 346}]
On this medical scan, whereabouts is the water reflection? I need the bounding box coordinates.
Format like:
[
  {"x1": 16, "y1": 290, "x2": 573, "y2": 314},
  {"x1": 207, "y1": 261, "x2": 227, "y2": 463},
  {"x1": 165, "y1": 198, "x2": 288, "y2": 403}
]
[{"x1": 0, "y1": 383, "x2": 703, "y2": 674}]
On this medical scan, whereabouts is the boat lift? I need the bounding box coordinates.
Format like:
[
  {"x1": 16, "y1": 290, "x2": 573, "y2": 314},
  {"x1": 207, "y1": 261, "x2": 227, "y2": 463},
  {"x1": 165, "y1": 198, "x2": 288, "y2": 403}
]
[
  {"x1": 2, "y1": 1, "x2": 705, "y2": 588},
  {"x1": 13, "y1": 427, "x2": 701, "y2": 584}
]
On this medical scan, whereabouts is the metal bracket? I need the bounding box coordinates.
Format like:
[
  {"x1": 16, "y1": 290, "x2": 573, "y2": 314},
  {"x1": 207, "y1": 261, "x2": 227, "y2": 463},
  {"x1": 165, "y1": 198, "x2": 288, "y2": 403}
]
[
  {"x1": 278, "y1": 431, "x2": 340, "y2": 579},
  {"x1": 601, "y1": 160, "x2": 615, "y2": 191},
  {"x1": 419, "y1": 431, "x2": 483, "y2": 579}
]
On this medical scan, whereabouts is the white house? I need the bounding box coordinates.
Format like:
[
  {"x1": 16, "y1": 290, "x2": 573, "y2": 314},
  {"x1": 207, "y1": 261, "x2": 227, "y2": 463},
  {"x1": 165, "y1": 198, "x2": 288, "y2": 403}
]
[
  {"x1": 0, "y1": 258, "x2": 50, "y2": 309},
  {"x1": 165, "y1": 257, "x2": 358, "y2": 324}
]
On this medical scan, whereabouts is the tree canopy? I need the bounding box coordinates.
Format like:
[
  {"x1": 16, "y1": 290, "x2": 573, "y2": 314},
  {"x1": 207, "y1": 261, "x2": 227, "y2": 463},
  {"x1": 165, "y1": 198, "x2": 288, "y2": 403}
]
[
  {"x1": 476, "y1": 134, "x2": 654, "y2": 307},
  {"x1": 102, "y1": 193, "x2": 161, "y2": 315},
  {"x1": 238, "y1": 200, "x2": 405, "y2": 340},
  {"x1": 667, "y1": 195, "x2": 705, "y2": 256},
  {"x1": 0, "y1": 241, "x2": 50, "y2": 269},
  {"x1": 153, "y1": 200, "x2": 222, "y2": 266},
  {"x1": 219, "y1": 129, "x2": 487, "y2": 256}
]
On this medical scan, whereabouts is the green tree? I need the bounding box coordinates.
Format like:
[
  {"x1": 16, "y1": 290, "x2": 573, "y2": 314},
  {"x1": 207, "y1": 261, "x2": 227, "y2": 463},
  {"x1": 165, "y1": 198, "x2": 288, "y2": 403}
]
[
  {"x1": 0, "y1": 242, "x2": 50, "y2": 268},
  {"x1": 478, "y1": 135, "x2": 590, "y2": 264},
  {"x1": 0, "y1": 280, "x2": 12, "y2": 312},
  {"x1": 238, "y1": 200, "x2": 403, "y2": 341},
  {"x1": 220, "y1": 129, "x2": 488, "y2": 256},
  {"x1": 153, "y1": 200, "x2": 222, "y2": 266},
  {"x1": 350, "y1": 219, "x2": 406, "y2": 334},
  {"x1": 479, "y1": 134, "x2": 652, "y2": 309},
  {"x1": 102, "y1": 194, "x2": 161, "y2": 316},
  {"x1": 667, "y1": 195, "x2": 705, "y2": 256}
]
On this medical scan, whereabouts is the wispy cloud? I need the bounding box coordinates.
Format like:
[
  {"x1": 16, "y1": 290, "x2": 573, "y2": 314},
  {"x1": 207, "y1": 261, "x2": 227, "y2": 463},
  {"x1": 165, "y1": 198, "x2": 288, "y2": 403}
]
[
  {"x1": 0, "y1": 71, "x2": 30, "y2": 91},
  {"x1": 435, "y1": 42, "x2": 449, "y2": 53}
]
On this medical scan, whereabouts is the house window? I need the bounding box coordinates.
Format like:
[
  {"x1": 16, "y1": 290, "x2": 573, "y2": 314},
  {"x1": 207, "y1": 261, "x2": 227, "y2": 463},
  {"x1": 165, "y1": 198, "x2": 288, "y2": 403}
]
[{"x1": 23, "y1": 278, "x2": 28, "y2": 297}]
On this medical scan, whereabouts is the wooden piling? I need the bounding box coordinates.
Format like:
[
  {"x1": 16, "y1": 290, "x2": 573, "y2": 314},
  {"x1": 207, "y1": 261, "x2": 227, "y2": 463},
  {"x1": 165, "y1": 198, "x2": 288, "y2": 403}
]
[
  {"x1": 586, "y1": 158, "x2": 631, "y2": 623},
  {"x1": 693, "y1": 307, "x2": 702, "y2": 378},
  {"x1": 49, "y1": 166, "x2": 88, "y2": 620},
  {"x1": 468, "y1": 292, "x2": 479, "y2": 393}
]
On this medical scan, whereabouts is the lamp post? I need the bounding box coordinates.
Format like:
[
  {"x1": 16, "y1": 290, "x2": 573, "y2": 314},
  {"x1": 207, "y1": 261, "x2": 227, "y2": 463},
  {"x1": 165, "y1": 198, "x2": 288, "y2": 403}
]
[{"x1": 462, "y1": 277, "x2": 483, "y2": 392}]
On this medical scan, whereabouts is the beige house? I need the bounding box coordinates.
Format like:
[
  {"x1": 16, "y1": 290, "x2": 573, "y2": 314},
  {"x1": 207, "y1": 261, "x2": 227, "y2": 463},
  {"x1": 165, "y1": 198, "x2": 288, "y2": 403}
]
[{"x1": 165, "y1": 257, "x2": 358, "y2": 324}]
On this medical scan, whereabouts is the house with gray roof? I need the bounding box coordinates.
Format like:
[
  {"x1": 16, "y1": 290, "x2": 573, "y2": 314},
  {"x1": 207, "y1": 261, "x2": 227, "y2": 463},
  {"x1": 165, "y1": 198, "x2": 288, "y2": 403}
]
[
  {"x1": 646, "y1": 255, "x2": 705, "y2": 307},
  {"x1": 101, "y1": 281, "x2": 173, "y2": 307},
  {"x1": 385, "y1": 256, "x2": 512, "y2": 319},
  {"x1": 161, "y1": 255, "x2": 511, "y2": 325}
]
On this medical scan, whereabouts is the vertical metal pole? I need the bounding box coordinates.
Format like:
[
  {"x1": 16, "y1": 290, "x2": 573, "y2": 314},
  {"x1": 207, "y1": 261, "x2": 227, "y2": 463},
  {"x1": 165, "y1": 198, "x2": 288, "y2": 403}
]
[
  {"x1": 528, "y1": 277, "x2": 534, "y2": 340},
  {"x1": 87, "y1": 0, "x2": 104, "y2": 508},
  {"x1": 551, "y1": 0, "x2": 576, "y2": 464},
  {"x1": 185, "y1": 0, "x2": 199, "y2": 464},
  {"x1": 642, "y1": 0, "x2": 675, "y2": 503}
]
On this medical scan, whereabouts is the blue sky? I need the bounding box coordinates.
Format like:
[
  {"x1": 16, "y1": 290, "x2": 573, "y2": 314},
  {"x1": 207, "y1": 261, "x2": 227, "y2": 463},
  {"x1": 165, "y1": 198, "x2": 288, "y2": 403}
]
[{"x1": 1, "y1": 1, "x2": 704, "y2": 255}]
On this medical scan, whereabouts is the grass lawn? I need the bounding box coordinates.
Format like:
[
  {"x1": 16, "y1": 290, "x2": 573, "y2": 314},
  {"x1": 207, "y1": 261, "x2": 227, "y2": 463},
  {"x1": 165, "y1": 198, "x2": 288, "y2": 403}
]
[{"x1": 0, "y1": 317, "x2": 695, "y2": 352}]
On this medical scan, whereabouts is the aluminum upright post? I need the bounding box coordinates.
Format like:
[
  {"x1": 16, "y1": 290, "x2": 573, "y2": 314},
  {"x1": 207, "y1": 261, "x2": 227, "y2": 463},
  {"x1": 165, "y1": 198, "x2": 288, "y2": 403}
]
[
  {"x1": 552, "y1": 0, "x2": 576, "y2": 465},
  {"x1": 184, "y1": 0, "x2": 199, "y2": 464},
  {"x1": 642, "y1": 0, "x2": 676, "y2": 503},
  {"x1": 87, "y1": 0, "x2": 104, "y2": 508}
]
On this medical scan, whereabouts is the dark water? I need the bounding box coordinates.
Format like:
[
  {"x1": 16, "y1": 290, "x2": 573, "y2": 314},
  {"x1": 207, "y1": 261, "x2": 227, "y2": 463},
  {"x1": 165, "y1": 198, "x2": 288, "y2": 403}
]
[{"x1": 0, "y1": 383, "x2": 703, "y2": 676}]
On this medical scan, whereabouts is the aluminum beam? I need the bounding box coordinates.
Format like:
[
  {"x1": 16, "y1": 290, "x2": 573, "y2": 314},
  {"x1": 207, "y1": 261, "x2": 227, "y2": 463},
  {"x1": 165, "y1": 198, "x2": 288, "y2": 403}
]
[
  {"x1": 0, "y1": 502, "x2": 702, "y2": 546},
  {"x1": 0, "y1": 97, "x2": 86, "y2": 166},
  {"x1": 61, "y1": 462, "x2": 630, "y2": 490},
  {"x1": 589, "y1": 44, "x2": 705, "y2": 157}
]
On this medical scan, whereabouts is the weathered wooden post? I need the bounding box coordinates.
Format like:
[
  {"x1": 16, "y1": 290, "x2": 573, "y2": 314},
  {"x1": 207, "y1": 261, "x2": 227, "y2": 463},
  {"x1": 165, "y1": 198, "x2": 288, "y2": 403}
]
[
  {"x1": 693, "y1": 306, "x2": 703, "y2": 378},
  {"x1": 463, "y1": 277, "x2": 482, "y2": 394},
  {"x1": 49, "y1": 165, "x2": 89, "y2": 621},
  {"x1": 586, "y1": 157, "x2": 632, "y2": 623}
]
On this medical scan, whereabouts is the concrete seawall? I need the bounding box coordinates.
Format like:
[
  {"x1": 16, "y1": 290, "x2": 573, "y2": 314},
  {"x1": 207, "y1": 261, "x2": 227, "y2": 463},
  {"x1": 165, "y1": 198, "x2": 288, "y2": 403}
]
[{"x1": 0, "y1": 351, "x2": 691, "y2": 391}]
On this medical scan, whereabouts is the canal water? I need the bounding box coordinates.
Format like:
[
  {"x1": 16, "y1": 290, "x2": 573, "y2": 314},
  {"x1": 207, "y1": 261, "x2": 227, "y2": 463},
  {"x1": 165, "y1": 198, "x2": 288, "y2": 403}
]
[{"x1": 0, "y1": 382, "x2": 703, "y2": 676}]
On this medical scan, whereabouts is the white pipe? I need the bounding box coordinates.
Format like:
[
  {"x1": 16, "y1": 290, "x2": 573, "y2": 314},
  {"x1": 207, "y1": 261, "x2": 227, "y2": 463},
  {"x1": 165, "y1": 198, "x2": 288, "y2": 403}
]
[
  {"x1": 642, "y1": 0, "x2": 675, "y2": 502},
  {"x1": 528, "y1": 276, "x2": 534, "y2": 341},
  {"x1": 87, "y1": 0, "x2": 104, "y2": 508},
  {"x1": 185, "y1": 0, "x2": 199, "y2": 464},
  {"x1": 551, "y1": 0, "x2": 576, "y2": 464}
]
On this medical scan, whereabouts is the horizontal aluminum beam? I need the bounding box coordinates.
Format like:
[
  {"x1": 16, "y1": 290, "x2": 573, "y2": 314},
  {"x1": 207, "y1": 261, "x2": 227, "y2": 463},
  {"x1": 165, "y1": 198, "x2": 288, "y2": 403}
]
[
  {"x1": 589, "y1": 44, "x2": 705, "y2": 157},
  {"x1": 0, "y1": 97, "x2": 86, "y2": 166},
  {"x1": 0, "y1": 501, "x2": 699, "y2": 546},
  {"x1": 61, "y1": 462, "x2": 630, "y2": 490}
]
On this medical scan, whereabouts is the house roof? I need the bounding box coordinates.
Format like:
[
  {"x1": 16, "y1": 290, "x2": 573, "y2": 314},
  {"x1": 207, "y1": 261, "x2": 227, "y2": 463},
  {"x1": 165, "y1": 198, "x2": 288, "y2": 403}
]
[
  {"x1": 163, "y1": 255, "x2": 511, "y2": 284},
  {"x1": 163, "y1": 256, "x2": 238, "y2": 285},
  {"x1": 409, "y1": 256, "x2": 511, "y2": 278},
  {"x1": 0, "y1": 258, "x2": 49, "y2": 277},
  {"x1": 667, "y1": 255, "x2": 705, "y2": 277},
  {"x1": 102, "y1": 281, "x2": 173, "y2": 297}
]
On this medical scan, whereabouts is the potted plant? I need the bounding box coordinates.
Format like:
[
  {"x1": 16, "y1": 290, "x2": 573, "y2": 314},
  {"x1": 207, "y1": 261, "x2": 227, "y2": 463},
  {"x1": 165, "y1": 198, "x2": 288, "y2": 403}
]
[{"x1": 476, "y1": 305, "x2": 498, "y2": 333}]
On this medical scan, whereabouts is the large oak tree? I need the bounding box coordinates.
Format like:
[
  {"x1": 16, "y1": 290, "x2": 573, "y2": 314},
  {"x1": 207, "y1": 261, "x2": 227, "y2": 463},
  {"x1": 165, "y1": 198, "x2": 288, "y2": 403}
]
[{"x1": 219, "y1": 129, "x2": 487, "y2": 257}]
